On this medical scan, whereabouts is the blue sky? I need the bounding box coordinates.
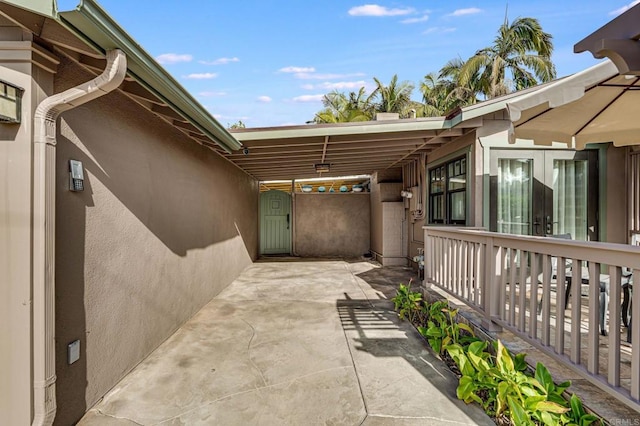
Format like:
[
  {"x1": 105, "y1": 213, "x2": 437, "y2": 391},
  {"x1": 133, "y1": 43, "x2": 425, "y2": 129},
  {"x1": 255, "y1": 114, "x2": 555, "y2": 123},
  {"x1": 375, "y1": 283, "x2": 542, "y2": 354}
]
[{"x1": 88, "y1": 1, "x2": 638, "y2": 128}]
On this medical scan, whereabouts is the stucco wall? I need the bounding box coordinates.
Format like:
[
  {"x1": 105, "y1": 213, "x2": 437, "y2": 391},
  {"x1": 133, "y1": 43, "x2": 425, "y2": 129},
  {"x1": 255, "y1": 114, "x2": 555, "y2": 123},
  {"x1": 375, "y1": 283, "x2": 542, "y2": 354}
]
[
  {"x1": 0, "y1": 38, "x2": 55, "y2": 426},
  {"x1": 294, "y1": 193, "x2": 370, "y2": 257},
  {"x1": 53, "y1": 58, "x2": 258, "y2": 425}
]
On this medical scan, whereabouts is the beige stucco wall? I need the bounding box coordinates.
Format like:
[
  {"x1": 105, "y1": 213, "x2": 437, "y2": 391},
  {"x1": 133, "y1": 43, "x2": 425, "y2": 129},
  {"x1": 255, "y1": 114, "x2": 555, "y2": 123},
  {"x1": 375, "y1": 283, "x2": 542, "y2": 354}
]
[
  {"x1": 294, "y1": 193, "x2": 370, "y2": 257},
  {"x1": 0, "y1": 37, "x2": 55, "y2": 425},
  {"x1": 52, "y1": 58, "x2": 258, "y2": 425}
]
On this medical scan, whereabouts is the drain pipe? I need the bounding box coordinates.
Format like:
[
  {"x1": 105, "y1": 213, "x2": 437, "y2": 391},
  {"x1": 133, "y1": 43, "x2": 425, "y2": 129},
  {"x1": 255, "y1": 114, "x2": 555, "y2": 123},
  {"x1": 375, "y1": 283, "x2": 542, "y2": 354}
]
[{"x1": 32, "y1": 49, "x2": 126, "y2": 426}]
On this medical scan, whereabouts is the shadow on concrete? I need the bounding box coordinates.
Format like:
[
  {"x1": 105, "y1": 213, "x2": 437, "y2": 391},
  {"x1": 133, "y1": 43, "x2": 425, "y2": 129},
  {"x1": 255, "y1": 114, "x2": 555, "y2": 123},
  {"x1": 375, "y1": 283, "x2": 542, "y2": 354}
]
[
  {"x1": 335, "y1": 291, "x2": 492, "y2": 425},
  {"x1": 355, "y1": 265, "x2": 419, "y2": 299}
]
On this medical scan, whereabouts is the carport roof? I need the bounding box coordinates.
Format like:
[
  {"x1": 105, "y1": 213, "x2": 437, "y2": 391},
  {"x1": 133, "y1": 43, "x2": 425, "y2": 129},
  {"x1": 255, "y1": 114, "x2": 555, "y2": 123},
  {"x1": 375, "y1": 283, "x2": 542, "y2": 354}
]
[{"x1": 229, "y1": 117, "x2": 480, "y2": 181}]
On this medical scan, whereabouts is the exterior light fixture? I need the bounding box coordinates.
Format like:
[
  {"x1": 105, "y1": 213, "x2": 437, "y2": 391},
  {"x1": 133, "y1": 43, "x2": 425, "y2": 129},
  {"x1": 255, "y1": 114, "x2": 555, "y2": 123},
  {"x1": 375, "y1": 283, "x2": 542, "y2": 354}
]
[
  {"x1": 314, "y1": 163, "x2": 330, "y2": 173},
  {"x1": 0, "y1": 80, "x2": 24, "y2": 123}
]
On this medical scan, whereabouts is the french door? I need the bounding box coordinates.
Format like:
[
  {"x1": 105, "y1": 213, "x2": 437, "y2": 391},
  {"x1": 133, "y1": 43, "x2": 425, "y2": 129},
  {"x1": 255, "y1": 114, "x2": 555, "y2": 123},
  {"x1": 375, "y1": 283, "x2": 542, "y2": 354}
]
[{"x1": 490, "y1": 150, "x2": 598, "y2": 240}]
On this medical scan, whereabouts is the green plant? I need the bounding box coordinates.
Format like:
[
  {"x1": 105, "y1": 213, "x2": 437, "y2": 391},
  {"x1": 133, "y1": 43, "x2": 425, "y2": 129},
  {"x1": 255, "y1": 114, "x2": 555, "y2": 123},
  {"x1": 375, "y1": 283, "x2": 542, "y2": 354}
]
[
  {"x1": 418, "y1": 302, "x2": 478, "y2": 354},
  {"x1": 560, "y1": 394, "x2": 601, "y2": 426},
  {"x1": 446, "y1": 340, "x2": 573, "y2": 425},
  {"x1": 391, "y1": 282, "x2": 423, "y2": 323}
]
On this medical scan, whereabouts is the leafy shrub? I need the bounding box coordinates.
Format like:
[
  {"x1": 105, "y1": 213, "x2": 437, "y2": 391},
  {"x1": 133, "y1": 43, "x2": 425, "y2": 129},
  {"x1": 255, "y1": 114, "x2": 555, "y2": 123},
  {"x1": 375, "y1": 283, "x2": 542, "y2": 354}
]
[
  {"x1": 391, "y1": 281, "x2": 425, "y2": 324},
  {"x1": 418, "y1": 302, "x2": 479, "y2": 354}
]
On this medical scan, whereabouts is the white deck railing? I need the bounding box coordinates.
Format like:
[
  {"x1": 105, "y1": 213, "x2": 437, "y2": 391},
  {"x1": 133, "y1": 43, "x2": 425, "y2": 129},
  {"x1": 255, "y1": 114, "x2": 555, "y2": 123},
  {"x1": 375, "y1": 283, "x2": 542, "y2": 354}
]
[{"x1": 423, "y1": 226, "x2": 640, "y2": 412}]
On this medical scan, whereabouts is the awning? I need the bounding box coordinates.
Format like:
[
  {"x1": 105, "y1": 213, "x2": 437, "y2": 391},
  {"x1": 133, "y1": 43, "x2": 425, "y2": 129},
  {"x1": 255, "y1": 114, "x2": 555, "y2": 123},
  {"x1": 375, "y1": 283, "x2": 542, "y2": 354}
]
[{"x1": 506, "y1": 60, "x2": 640, "y2": 149}]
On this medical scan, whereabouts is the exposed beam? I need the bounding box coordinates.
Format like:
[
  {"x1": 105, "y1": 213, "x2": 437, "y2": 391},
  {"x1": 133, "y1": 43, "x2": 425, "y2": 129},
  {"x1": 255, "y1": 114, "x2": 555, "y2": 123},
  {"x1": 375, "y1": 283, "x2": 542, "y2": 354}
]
[
  {"x1": 232, "y1": 152, "x2": 422, "y2": 167},
  {"x1": 321, "y1": 135, "x2": 329, "y2": 163},
  {"x1": 121, "y1": 80, "x2": 166, "y2": 105},
  {"x1": 151, "y1": 104, "x2": 189, "y2": 122},
  {"x1": 237, "y1": 140, "x2": 428, "y2": 155}
]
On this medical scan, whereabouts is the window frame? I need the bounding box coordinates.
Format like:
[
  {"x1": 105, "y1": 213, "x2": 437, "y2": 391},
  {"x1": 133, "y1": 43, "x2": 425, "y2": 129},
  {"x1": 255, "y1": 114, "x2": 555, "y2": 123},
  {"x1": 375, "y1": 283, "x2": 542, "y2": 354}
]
[{"x1": 428, "y1": 155, "x2": 468, "y2": 225}]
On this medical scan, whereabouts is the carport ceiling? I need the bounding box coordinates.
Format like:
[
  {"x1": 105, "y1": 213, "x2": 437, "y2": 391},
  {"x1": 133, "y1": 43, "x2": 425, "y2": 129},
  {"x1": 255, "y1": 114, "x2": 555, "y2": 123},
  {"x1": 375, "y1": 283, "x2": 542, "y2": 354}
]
[{"x1": 229, "y1": 120, "x2": 477, "y2": 181}]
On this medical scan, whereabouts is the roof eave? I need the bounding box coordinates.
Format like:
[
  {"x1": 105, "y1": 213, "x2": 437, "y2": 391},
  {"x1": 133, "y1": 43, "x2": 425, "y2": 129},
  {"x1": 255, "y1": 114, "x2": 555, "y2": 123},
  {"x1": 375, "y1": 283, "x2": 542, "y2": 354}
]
[
  {"x1": 231, "y1": 118, "x2": 450, "y2": 142},
  {"x1": 5, "y1": 0, "x2": 241, "y2": 153}
]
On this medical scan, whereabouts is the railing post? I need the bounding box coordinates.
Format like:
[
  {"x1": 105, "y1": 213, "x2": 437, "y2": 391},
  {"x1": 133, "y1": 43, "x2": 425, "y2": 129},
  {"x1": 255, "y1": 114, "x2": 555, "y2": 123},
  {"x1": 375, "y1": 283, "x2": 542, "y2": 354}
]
[{"x1": 482, "y1": 235, "x2": 502, "y2": 332}]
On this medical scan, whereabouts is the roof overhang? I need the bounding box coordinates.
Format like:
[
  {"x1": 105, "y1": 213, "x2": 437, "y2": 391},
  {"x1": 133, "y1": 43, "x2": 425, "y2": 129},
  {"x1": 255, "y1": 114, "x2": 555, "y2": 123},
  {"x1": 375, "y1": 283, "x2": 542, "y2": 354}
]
[
  {"x1": 0, "y1": 0, "x2": 242, "y2": 153},
  {"x1": 574, "y1": 3, "x2": 640, "y2": 75}
]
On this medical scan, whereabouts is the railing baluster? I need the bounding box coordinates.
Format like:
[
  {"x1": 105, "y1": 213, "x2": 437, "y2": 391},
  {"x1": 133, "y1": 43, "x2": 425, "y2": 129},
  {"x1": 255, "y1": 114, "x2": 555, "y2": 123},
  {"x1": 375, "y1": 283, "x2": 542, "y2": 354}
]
[
  {"x1": 570, "y1": 259, "x2": 582, "y2": 364},
  {"x1": 587, "y1": 262, "x2": 599, "y2": 375},
  {"x1": 451, "y1": 239, "x2": 456, "y2": 293},
  {"x1": 475, "y1": 242, "x2": 481, "y2": 306},
  {"x1": 509, "y1": 248, "x2": 517, "y2": 327},
  {"x1": 519, "y1": 250, "x2": 528, "y2": 333},
  {"x1": 556, "y1": 257, "x2": 567, "y2": 355},
  {"x1": 462, "y1": 241, "x2": 468, "y2": 300},
  {"x1": 529, "y1": 253, "x2": 539, "y2": 340},
  {"x1": 608, "y1": 267, "x2": 621, "y2": 387},
  {"x1": 500, "y1": 246, "x2": 508, "y2": 320},
  {"x1": 445, "y1": 238, "x2": 451, "y2": 291},
  {"x1": 469, "y1": 242, "x2": 475, "y2": 304},
  {"x1": 541, "y1": 254, "x2": 551, "y2": 346}
]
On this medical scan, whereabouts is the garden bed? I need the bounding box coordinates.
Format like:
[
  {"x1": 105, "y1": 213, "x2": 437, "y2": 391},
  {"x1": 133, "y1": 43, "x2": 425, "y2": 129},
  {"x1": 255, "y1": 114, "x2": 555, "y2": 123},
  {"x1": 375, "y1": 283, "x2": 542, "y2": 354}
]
[{"x1": 392, "y1": 281, "x2": 602, "y2": 426}]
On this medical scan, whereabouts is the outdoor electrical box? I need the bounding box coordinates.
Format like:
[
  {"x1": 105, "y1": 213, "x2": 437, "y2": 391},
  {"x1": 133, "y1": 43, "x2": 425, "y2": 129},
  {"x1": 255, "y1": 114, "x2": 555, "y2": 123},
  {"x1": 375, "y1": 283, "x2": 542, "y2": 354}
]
[
  {"x1": 68, "y1": 340, "x2": 80, "y2": 364},
  {"x1": 69, "y1": 159, "x2": 84, "y2": 192}
]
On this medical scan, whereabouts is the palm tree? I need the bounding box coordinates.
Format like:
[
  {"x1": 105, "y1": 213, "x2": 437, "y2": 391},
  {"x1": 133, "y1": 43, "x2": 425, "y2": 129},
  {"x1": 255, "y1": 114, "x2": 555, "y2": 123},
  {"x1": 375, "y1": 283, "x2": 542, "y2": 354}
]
[
  {"x1": 420, "y1": 58, "x2": 481, "y2": 117},
  {"x1": 368, "y1": 74, "x2": 415, "y2": 117},
  {"x1": 312, "y1": 88, "x2": 373, "y2": 123},
  {"x1": 420, "y1": 72, "x2": 451, "y2": 117},
  {"x1": 459, "y1": 16, "x2": 555, "y2": 99}
]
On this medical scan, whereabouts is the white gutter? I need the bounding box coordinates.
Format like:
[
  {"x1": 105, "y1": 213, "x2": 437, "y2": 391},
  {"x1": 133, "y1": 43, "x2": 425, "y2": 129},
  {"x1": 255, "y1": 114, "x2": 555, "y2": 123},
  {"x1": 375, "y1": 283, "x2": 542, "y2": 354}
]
[{"x1": 32, "y1": 49, "x2": 126, "y2": 426}]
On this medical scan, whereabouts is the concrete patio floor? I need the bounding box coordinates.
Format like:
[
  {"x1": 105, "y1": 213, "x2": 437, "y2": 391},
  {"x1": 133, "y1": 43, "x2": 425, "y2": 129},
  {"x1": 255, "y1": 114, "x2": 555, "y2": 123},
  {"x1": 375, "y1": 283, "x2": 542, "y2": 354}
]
[{"x1": 79, "y1": 260, "x2": 493, "y2": 425}]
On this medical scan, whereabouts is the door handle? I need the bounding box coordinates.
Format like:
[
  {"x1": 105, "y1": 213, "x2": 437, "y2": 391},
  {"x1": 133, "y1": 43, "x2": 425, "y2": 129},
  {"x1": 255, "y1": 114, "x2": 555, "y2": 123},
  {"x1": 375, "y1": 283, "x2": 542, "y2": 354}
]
[
  {"x1": 545, "y1": 216, "x2": 552, "y2": 235},
  {"x1": 286, "y1": 213, "x2": 290, "y2": 229},
  {"x1": 533, "y1": 217, "x2": 541, "y2": 234}
]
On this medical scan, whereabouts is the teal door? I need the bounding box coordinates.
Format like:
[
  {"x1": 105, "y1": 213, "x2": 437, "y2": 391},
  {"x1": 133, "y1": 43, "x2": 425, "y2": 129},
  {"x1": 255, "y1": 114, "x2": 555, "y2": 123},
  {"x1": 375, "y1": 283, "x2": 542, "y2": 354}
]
[{"x1": 260, "y1": 190, "x2": 292, "y2": 255}]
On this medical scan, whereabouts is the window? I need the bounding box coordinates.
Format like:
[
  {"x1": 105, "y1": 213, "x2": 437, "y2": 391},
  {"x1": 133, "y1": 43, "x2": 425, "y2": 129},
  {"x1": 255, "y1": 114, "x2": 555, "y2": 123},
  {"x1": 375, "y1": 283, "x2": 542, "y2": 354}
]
[{"x1": 429, "y1": 157, "x2": 467, "y2": 224}]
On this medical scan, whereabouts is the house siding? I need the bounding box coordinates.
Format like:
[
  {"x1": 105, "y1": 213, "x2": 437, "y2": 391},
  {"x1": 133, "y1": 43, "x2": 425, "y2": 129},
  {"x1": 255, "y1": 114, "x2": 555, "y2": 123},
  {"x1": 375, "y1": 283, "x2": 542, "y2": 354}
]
[{"x1": 52, "y1": 57, "x2": 258, "y2": 425}]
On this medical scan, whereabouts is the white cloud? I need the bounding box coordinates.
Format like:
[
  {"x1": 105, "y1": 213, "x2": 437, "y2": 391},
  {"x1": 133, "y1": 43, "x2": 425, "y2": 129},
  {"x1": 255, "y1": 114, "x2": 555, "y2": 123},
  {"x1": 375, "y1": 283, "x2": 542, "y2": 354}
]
[
  {"x1": 320, "y1": 81, "x2": 368, "y2": 90},
  {"x1": 279, "y1": 66, "x2": 316, "y2": 73},
  {"x1": 610, "y1": 0, "x2": 640, "y2": 15},
  {"x1": 401, "y1": 15, "x2": 429, "y2": 24},
  {"x1": 448, "y1": 7, "x2": 482, "y2": 17},
  {"x1": 292, "y1": 94, "x2": 325, "y2": 103},
  {"x1": 257, "y1": 96, "x2": 272, "y2": 103},
  {"x1": 423, "y1": 27, "x2": 457, "y2": 35},
  {"x1": 156, "y1": 53, "x2": 193, "y2": 64},
  {"x1": 184, "y1": 73, "x2": 218, "y2": 79},
  {"x1": 199, "y1": 57, "x2": 240, "y2": 65},
  {"x1": 348, "y1": 4, "x2": 415, "y2": 16},
  {"x1": 294, "y1": 72, "x2": 366, "y2": 80},
  {"x1": 301, "y1": 84, "x2": 315, "y2": 90},
  {"x1": 199, "y1": 91, "x2": 227, "y2": 97}
]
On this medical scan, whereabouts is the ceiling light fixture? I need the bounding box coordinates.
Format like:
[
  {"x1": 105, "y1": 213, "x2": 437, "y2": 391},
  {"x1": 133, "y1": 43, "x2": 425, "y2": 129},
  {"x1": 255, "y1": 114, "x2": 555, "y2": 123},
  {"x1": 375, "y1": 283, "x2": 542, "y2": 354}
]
[{"x1": 314, "y1": 163, "x2": 330, "y2": 173}]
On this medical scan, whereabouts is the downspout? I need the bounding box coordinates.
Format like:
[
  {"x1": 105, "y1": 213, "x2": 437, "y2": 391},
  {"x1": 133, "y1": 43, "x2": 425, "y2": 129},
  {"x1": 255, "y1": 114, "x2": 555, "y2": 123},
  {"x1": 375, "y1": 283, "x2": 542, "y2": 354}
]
[{"x1": 32, "y1": 49, "x2": 126, "y2": 426}]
